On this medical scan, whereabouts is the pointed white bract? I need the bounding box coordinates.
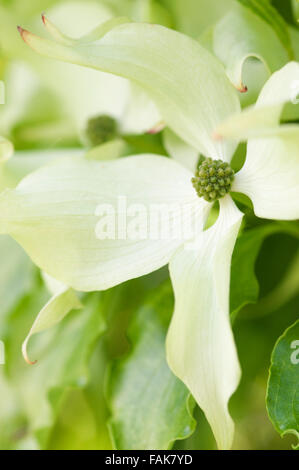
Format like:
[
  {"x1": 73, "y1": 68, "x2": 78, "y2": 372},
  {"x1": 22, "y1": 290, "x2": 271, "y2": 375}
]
[
  {"x1": 0, "y1": 155, "x2": 203, "y2": 291},
  {"x1": 222, "y1": 63, "x2": 299, "y2": 220},
  {"x1": 19, "y1": 19, "x2": 240, "y2": 160},
  {"x1": 234, "y1": 132, "x2": 299, "y2": 220},
  {"x1": 167, "y1": 196, "x2": 243, "y2": 450},
  {"x1": 216, "y1": 62, "x2": 299, "y2": 140},
  {"x1": 0, "y1": 148, "x2": 241, "y2": 448}
]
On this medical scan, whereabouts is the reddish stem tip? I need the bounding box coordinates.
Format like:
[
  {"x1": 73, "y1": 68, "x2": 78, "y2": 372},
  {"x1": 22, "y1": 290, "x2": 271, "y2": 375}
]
[
  {"x1": 26, "y1": 358, "x2": 38, "y2": 366},
  {"x1": 17, "y1": 25, "x2": 29, "y2": 41},
  {"x1": 212, "y1": 131, "x2": 222, "y2": 141},
  {"x1": 239, "y1": 85, "x2": 248, "y2": 93}
]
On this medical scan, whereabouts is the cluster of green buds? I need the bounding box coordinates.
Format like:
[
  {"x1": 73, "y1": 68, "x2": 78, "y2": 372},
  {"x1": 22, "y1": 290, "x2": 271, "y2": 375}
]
[
  {"x1": 192, "y1": 158, "x2": 235, "y2": 202},
  {"x1": 85, "y1": 115, "x2": 118, "y2": 146}
]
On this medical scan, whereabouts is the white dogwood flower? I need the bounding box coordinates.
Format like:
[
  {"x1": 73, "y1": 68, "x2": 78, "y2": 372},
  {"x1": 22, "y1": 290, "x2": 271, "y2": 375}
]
[
  {"x1": 3, "y1": 20, "x2": 298, "y2": 449},
  {"x1": 32, "y1": 1, "x2": 161, "y2": 141},
  {"x1": 0, "y1": 1, "x2": 161, "y2": 146}
]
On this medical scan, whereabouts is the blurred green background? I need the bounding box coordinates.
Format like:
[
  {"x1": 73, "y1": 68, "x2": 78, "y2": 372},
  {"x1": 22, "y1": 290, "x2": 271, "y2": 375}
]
[{"x1": 0, "y1": 0, "x2": 298, "y2": 450}]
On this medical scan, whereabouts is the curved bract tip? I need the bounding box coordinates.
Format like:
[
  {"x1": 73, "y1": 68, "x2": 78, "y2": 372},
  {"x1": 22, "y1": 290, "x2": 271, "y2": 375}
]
[
  {"x1": 212, "y1": 131, "x2": 223, "y2": 141},
  {"x1": 40, "y1": 13, "x2": 75, "y2": 46},
  {"x1": 146, "y1": 121, "x2": 165, "y2": 135},
  {"x1": 238, "y1": 84, "x2": 248, "y2": 93},
  {"x1": 17, "y1": 25, "x2": 31, "y2": 43},
  {"x1": 22, "y1": 339, "x2": 38, "y2": 365}
]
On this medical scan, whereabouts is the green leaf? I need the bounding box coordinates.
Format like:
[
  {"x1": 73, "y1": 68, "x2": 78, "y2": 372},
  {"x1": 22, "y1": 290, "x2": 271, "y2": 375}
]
[
  {"x1": 46, "y1": 387, "x2": 112, "y2": 450},
  {"x1": 230, "y1": 222, "x2": 299, "y2": 320},
  {"x1": 107, "y1": 282, "x2": 196, "y2": 450},
  {"x1": 266, "y1": 320, "x2": 299, "y2": 448},
  {"x1": 131, "y1": 0, "x2": 173, "y2": 27},
  {"x1": 0, "y1": 369, "x2": 36, "y2": 450},
  {"x1": 289, "y1": 26, "x2": 299, "y2": 69},
  {"x1": 160, "y1": 0, "x2": 234, "y2": 38},
  {"x1": 0, "y1": 235, "x2": 35, "y2": 323},
  {"x1": 3, "y1": 287, "x2": 107, "y2": 449},
  {"x1": 231, "y1": 224, "x2": 277, "y2": 319},
  {"x1": 236, "y1": 0, "x2": 294, "y2": 59}
]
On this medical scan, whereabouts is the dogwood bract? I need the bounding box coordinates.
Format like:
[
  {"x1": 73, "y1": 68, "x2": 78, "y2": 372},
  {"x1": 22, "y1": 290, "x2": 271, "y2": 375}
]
[
  {"x1": 3, "y1": 19, "x2": 297, "y2": 449},
  {"x1": 0, "y1": 1, "x2": 162, "y2": 146},
  {"x1": 34, "y1": 1, "x2": 162, "y2": 141}
]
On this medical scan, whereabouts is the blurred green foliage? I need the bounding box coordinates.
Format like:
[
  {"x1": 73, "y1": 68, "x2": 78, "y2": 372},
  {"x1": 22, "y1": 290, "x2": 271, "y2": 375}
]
[{"x1": 0, "y1": 0, "x2": 298, "y2": 450}]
